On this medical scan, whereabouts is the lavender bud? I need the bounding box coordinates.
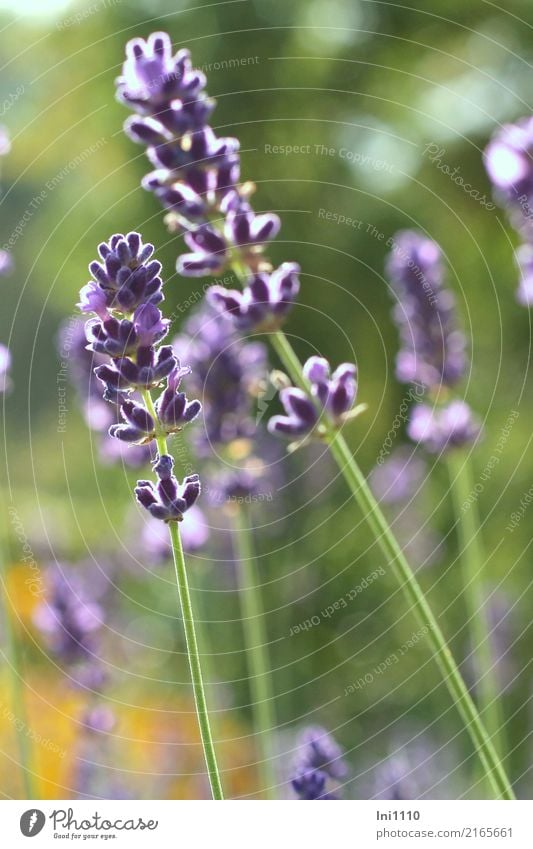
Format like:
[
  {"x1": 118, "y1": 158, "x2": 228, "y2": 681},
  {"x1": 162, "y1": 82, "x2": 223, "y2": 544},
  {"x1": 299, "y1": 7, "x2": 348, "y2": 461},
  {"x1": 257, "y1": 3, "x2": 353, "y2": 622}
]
[{"x1": 135, "y1": 454, "x2": 201, "y2": 522}]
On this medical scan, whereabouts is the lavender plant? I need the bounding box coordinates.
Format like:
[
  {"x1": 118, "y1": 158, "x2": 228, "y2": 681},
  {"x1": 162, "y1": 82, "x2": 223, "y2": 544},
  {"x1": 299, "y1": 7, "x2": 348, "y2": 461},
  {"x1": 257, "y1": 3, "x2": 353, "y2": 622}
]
[
  {"x1": 78, "y1": 231, "x2": 223, "y2": 799},
  {"x1": 385, "y1": 231, "x2": 505, "y2": 765},
  {"x1": 114, "y1": 33, "x2": 514, "y2": 799}
]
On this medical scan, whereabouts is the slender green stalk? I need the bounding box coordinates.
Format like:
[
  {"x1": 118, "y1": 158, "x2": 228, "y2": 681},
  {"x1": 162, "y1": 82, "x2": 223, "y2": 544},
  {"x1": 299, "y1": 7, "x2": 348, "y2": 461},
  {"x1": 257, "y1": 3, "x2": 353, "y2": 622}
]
[
  {"x1": 231, "y1": 505, "x2": 277, "y2": 799},
  {"x1": 0, "y1": 547, "x2": 35, "y2": 798},
  {"x1": 268, "y1": 330, "x2": 514, "y2": 800},
  {"x1": 447, "y1": 452, "x2": 507, "y2": 759},
  {"x1": 141, "y1": 391, "x2": 224, "y2": 800}
]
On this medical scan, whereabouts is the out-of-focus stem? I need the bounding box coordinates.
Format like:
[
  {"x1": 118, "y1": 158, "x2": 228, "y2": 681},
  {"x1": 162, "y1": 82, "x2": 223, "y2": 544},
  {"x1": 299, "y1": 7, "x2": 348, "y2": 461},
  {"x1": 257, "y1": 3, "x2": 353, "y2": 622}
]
[
  {"x1": 231, "y1": 505, "x2": 277, "y2": 799},
  {"x1": 447, "y1": 452, "x2": 507, "y2": 760}
]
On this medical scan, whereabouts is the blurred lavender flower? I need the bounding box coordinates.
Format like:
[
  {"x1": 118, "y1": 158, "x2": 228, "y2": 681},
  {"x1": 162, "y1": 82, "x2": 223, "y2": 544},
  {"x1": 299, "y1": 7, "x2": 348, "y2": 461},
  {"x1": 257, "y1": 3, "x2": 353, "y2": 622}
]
[
  {"x1": 135, "y1": 454, "x2": 200, "y2": 522},
  {"x1": 174, "y1": 302, "x2": 268, "y2": 451},
  {"x1": 408, "y1": 401, "x2": 481, "y2": 454},
  {"x1": 385, "y1": 231, "x2": 466, "y2": 390},
  {"x1": 291, "y1": 726, "x2": 347, "y2": 800},
  {"x1": 268, "y1": 355, "x2": 358, "y2": 441},
  {"x1": 33, "y1": 568, "x2": 105, "y2": 689},
  {"x1": 371, "y1": 447, "x2": 426, "y2": 506},
  {"x1": 0, "y1": 250, "x2": 13, "y2": 276}
]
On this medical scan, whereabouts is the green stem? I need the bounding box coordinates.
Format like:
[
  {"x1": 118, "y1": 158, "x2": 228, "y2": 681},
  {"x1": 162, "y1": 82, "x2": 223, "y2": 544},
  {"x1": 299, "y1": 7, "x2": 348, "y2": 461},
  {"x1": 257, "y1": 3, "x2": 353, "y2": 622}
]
[
  {"x1": 269, "y1": 330, "x2": 514, "y2": 800},
  {"x1": 141, "y1": 391, "x2": 224, "y2": 800},
  {"x1": 447, "y1": 453, "x2": 507, "y2": 759},
  {"x1": 0, "y1": 546, "x2": 35, "y2": 798},
  {"x1": 231, "y1": 505, "x2": 277, "y2": 799}
]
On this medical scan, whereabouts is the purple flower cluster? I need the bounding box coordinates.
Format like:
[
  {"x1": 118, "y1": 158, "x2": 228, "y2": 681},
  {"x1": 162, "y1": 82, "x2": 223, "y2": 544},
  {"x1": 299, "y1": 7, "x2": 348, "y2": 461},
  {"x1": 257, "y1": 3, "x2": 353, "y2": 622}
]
[
  {"x1": 385, "y1": 231, "x2": 466, "y2": 390},
  {"x1": 117, "y1": 33, "x2": 300, "y2": 331},
  {"x1": 268, "y1": 355, "x2": 358, "y2": 440},
  {"x1": 291, "y1": 726, "x2": 347, "y2": 800},
  {"x1": 79, "y1": 232, "x2": 203, "y2": 521},
  {"x1": 484, "y1": 119, "x2": 533, "y2": 305},
  {"x1": 408, "y1": 401, "x2": 481, "y2": 454},
  {"x1": 0, "y1": 343, "x2": 11, "y2": 393}
]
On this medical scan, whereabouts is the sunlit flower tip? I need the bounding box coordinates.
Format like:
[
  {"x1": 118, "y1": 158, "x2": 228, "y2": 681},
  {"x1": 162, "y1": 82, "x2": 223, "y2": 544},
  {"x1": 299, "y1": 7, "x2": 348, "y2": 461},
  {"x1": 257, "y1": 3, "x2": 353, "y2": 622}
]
[
  {"x1": 407, "y1": 400, "x2": 482, "y2": 454},
  {"x1": 515, "y1": 244, "x2": 533, "y2": 306},
  {"x1": 85, "y1": 232, "x2": 163, "y2": 315},
  {"x1": 207, "y1": 262, "x2": 300, "y2": 330},
  {"x1": 117, "y1": 32, "x2": 212, "y2": 123},
  {"x1": 0, "y1": 343, "x2": 11, "y2": 393},
  {"x1": 135, "y1": 454, "x2": 201, "y2": 521},
  {"x1": 109, "y1": 400, "x2": 155, "y2": 443},
  {"x1": 267, "y1": 387, "x2": 318, "y2": 438}
]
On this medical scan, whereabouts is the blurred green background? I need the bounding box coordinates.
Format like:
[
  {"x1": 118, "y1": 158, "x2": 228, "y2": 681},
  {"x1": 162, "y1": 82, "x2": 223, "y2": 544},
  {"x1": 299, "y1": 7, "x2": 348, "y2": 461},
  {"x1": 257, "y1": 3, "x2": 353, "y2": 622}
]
[{"x1": 1, "y1": 0, "x2": 532, "y2": 799}]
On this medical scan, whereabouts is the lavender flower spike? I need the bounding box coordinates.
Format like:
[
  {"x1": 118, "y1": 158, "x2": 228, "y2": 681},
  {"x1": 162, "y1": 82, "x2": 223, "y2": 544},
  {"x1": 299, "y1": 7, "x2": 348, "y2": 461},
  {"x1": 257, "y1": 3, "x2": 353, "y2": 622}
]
[
  {"x1": 135, "y1": 454, "x2": 201, "y2": 522},
  {"x1": 386, "y1": 231, "x2": 466, "y2": 391}
]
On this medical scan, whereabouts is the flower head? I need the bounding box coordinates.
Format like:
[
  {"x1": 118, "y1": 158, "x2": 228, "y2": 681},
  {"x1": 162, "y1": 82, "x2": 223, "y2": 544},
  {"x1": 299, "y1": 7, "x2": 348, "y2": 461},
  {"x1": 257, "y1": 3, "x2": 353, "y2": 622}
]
[{"x1": 135, "y1": 454, "x2": 201, "y2": 522}]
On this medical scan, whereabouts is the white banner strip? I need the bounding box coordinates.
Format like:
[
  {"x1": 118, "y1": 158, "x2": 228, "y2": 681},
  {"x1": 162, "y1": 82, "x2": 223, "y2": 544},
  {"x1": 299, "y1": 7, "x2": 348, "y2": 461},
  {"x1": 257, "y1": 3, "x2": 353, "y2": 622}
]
[{"x1": 1, "y1": 800, "x2": 531, "y2": 848}]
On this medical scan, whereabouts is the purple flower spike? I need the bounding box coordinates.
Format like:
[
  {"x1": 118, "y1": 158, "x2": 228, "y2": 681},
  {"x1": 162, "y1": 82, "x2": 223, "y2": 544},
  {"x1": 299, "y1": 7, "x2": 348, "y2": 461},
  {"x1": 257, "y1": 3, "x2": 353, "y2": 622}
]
[
  {"x1": 292, "y1": 768, "x2": 332, "y2": 800},
  {"x1": 385, "y1": 231, "x2": 466, "y2": 391},
  {"x1": 109, "y1": 400, "x2": 155, "y2": 444},
  {"x1": 208, "y1": 262, "x2": 300, "y2": 331},
  {"x1": 135, "y1": 454, "x2": 201, "y2": 522},
  {"x1": 156, "y1": 364, "x2": 202, "y2": 433},
  {"x1": 407, "y1": 401, "x2": 482, "y2": 454}
]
